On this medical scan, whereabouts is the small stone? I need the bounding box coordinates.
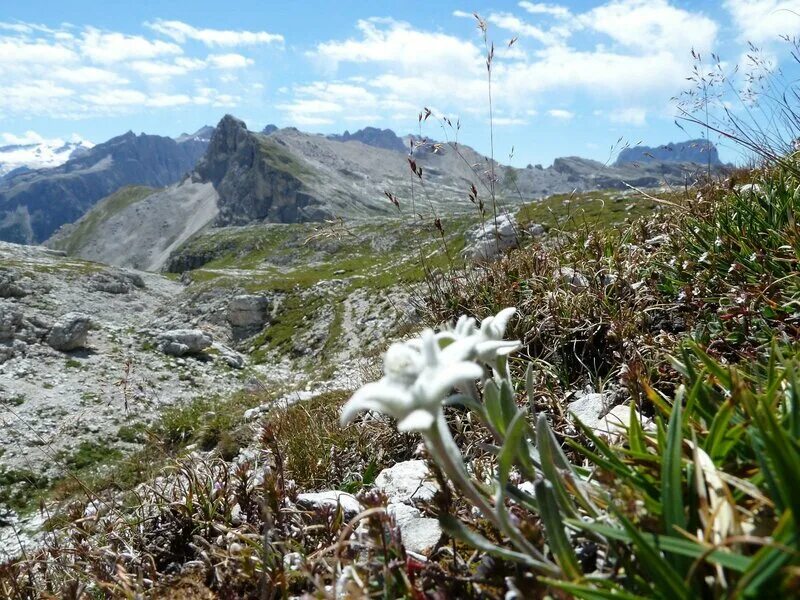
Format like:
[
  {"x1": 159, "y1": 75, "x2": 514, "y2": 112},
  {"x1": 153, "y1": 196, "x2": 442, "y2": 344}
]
[
  {"x1": 388, "y1": 503, "x2": 442, "y2": 556},
  {"x1": 375, "y1": 460, "x2": 439, "y2": 504},
  {"x1": 554, "y1": 267, "x2": 589, "y2": 292},
  {"x1": 296, "y1": 491, "x2": 362, "y2": 517}
]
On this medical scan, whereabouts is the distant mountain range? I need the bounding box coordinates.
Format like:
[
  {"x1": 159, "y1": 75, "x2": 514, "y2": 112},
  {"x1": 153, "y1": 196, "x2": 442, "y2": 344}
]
[
  {"x1": 616, "y1": 139, "x2": 722, "y2": 167},
  {"x1": 42, "y1": 115, "x2": 722, "y2": 271},
  {"x1": 327, "y1": 127, "x2": 408, "y2": 153},
  {"x1": 0, "y1": 115, "x2": 725, "y2": 258},
  {"x1": 0, "y1": 139, "x2": 94, "y2": 179},
  {"x1": 0, "y1": 129, "x2": 209, "y2": 244}
]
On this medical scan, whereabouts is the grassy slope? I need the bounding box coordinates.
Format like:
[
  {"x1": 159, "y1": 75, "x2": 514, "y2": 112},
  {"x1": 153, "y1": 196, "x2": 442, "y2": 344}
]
[
  {"x1": 517, "y1": 188, "x2": 665, "y2": 230},
  {"x1": 173, "y1": 215, "x2": 473, "y2": 360},
  {"x1": 49, "y1": 185, "x2": 156, "y2": 255}
]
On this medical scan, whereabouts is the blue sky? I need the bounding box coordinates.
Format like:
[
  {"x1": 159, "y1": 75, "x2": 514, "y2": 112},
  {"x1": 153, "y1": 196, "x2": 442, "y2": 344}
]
[{"x1": 2, "y1": 0, "x2": 800, "y2": 166}]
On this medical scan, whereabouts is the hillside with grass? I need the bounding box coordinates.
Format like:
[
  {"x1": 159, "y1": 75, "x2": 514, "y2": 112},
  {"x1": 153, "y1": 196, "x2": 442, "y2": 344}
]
[{"x1": 6, "y1": 143, "x2": 800, "y2": 597}]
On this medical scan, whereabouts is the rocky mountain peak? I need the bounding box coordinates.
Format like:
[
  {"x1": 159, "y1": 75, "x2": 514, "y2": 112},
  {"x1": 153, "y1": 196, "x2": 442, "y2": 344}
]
[
  {"x1": 328, "y1": 126, "x2": 407, "y2": 153},
  {"x1": 616, "y1": 138, "x2": 722, "y2": 166},
  {"x1": 194, "y1": 115, "x2": 253, "y2": 186}
]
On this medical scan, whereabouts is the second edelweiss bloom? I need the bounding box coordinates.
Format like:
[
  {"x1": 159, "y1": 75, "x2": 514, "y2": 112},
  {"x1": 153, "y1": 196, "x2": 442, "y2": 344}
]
[
  {"x1": 340, "y1": 329, "x2": 483, "y2": 432},
  {"x1": 441, "y1": 307, "x2": 520, "y2": 363},
  {"x1": 341, "y1": 308, "x2": 521, "y2": 432}
]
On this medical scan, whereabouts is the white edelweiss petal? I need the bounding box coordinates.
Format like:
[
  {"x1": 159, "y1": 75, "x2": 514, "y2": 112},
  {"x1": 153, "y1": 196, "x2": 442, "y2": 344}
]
[
  {"x1": 490, "y1": 307, "x2": 517, "y2": 338},
  {"x1": 439, "y1": 335, "x2": 478, "y2": 364},
  {"x1": 419, "y1": 361, "x2": 485, "y2": 402},
  {"x1": 383, "y1": 341, "x2": 423, "y2": 384},
  {"x1": 340, "y1": 380, "x2": 413, "y2": 425},
  {"x1": 397, "y1": 408, "x2": 437, "y2": 432},
  {"x1": 419, "y1": 329, "x2": 439, "y2": 365},
  {"x1": 454, "y1": 315, "x2": 478, "y2": 337},
  {"x1": 476, "y1": 339, "x2": 521, "y2": 359}
]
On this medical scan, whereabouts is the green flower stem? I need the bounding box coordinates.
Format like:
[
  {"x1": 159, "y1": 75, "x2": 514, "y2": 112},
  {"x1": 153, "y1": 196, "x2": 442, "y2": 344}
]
[{"x1": 425, "y1": 413, "x2": 557, "y2": 573}]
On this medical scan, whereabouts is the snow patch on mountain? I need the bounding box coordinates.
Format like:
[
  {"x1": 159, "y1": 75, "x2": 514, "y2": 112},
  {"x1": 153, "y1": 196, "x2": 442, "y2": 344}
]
[{"x1": 0, "y1": 132, "x2": 93, "y2": 177}]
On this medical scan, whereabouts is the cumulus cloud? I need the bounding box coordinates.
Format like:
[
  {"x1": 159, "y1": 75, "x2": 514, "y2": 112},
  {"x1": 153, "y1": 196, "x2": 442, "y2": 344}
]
[
  {"x1": 518, "y1": 2, "x2": 572, "y2": 19},
  {"x1": 51, "y1": 66, "x2": 129, "y2": 85},
  {"x1": 292, "y1": 2, "x2": 722, "y2": 132},
  {"x1": 80, "y1": 28, "x2": 182, "y2": 63},
  {"x1": 0, "y1": 38, "x2": 77, "y2": 65},
  {"x1": 547, "y1": 109, "x2": 574, "y2": 120},
  {"x1": 312, "y1": 18, "x2": 482, "y2": 74},
  {"x1": 487, "y1": 12, "x2": 570, "y2": 46},
  {"x1": 147, "y1": 19, "x2": 283, "y2": 46},
  {"x1": 0, "y1": 19, "x2": 274, "y2": 119},
  {"x1": 724, "y1": 0, "x2": 800, "y2": 44},
  {"x1": 582, "y1": 0, "x2": 718, "y2": 54},
  {"x1": 206, "y1": 53, "x2": 253, "y2": 69}
]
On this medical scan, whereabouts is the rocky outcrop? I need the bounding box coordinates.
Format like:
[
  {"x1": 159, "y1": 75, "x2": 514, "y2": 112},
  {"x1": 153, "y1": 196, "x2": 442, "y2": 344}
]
[
  {"x1": 157, "y1": 329, "x2": 213, "y2": 357},
  {"x1": 464, "y1": 213, "x2": 545, "y2": 262},
  {"x1": 0, "y1": 268, "x2": 28, "y2": 298},
  {"x1": 616, "y1": 139, "x2": 722, "y2": 166},
  {"x1": 227, "y1": 294, "x2": 270, "y2": 338},
  {"x1": 88, "y1": 271, "x2": 145, "y2": 294},
  {"x1": 0, "y1": 130, "x2": 208, "y2": 244},
  {"x1": 328, "y1": 127, "x2": 407, "y2": 153},
  {"x1": 196, "y1": 115, "x2": 327, "y2": 226},
  {"x1": 46, "y1": 313, "x2": 91, "y2": 351}
]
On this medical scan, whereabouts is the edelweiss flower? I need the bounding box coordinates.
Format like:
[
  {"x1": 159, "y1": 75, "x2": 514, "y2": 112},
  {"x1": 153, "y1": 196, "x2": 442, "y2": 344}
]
[
  {"x1": 441, "y1": 307, "x2": 521, "y2": 363},
  {"x1": 340, "y1": 329, "x2": 482, "y2": 432},
  {"x1": 474, "y1": 307, "x2": 521, "y2": 362}
]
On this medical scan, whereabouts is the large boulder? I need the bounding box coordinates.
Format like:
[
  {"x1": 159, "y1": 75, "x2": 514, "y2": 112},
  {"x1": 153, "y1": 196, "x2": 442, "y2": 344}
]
[
  {"x1": 157, "y1": 329, "x2": 213, "y2": 357},
  {"x1": 89, "y1": 271, "x2": 145, "y2": 295},
  {"x1": 464, "y1": 214, "x2": 544, "y2": 262},
  {"x1": 0, "y1": 269, "x2": 28, "y2": 298},
  {"x1": 0, "y1": 305, "x2": 23, "y2": 341},
  {"x1": 46, "y1": 312, "x2": 92, "y2": 351},
  {"x1": 227, "y1": 294, "x2": 270, "y2": 335}
]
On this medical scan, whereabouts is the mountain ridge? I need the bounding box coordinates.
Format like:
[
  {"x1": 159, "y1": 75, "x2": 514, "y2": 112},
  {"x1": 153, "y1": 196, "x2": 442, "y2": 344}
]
[
  {"x1": 45, "y1": 114, "x2": 724, "y2": 270},
  {"x1": 0, "y1": 131, "x2": 209, "y2": 244}
]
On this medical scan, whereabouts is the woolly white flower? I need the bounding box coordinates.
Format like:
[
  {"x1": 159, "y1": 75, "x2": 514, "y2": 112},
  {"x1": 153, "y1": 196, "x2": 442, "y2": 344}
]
[
  {"x1": 441, "y1": 307, "x2": 521, "y2": 363},
  {"x1": 474, "y1": 307, "x2": 521, "y2": 362},
  {"x1": 340, "y1": 329, "x2": 482, "y2": 432}
]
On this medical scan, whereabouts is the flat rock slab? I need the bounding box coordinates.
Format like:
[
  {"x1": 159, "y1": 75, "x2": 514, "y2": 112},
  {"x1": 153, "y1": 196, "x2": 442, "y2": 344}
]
[
  {"x1": 375, "y1": 460, "x2": 439, "y2": 504},
  {"x1": 296, "y1": 491, "x2": 362, "y2": 518}
]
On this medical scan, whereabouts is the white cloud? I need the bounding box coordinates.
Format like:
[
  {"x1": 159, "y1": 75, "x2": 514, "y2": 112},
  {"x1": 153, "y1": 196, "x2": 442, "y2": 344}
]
[
  {"x1": 206, "y1": 53, "x2": 253, "y2": 69},
  {"x1": 488, "y1": 12, "x2": 569, "y2": 46},
  {"x1": 0, "y1": 20, "x2": 263, "y2": 119},
  {"x1": 518, "y1": 2, "x2": 572, "y2": 19},
  {"x1": 82, "y1": 89, "x2": 148, "y2": 106},
  {"x1": 293, "y1": 4, "x2": 720, "y2": 136},
  {"x1": 604, "y1": 107, "x2": 648, "y2": 125},
  {"x1": 1, "y1": 130, "x2": 49, "y2": 145},
  {"x1": 547, "y1": 108, "x2": 574, "y2": 120},
  {"x1": 724, "y1": 0, "x2": 800, "y2": 44},
  {"x1": 312, "y1": 18, "x2": 482, "y2": 74},
  {"x1": 147, "y1": 19, "x2": 283, "y2": 46},
  {"x1": 0, "y1": 81, "x2": 75, "y2": 115},
  {"x1": 0, "y1": 38, "x2": 77, "y2": 65},
  {"x1": 80, "y1": 28, "x2": 182, "y2": 63},
  {"x1": 582, "y1": 0, "x2": 717, "y2": 55},
  {"x1": 52, "y1": 66, "x2": 128, "y2": 85},
  {"x1": 0, "y1": 130, "x2": 90, "y2": 147}
]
